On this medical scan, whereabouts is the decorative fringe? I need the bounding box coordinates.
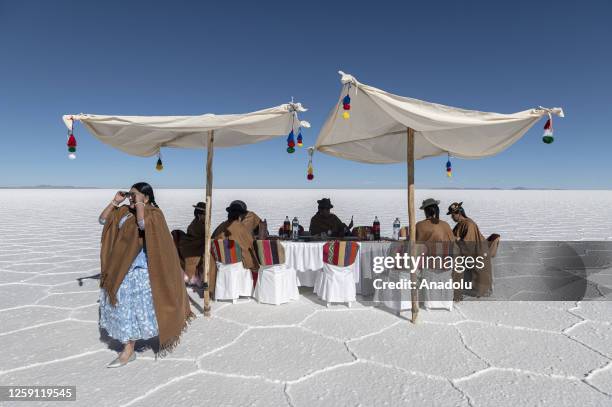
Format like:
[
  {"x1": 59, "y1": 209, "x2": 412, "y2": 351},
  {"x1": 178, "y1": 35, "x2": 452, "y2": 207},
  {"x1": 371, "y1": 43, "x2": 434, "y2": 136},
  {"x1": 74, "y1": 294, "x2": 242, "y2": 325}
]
[{"x1": 156, "y1": 311, "x2": 196, "y2": 359}]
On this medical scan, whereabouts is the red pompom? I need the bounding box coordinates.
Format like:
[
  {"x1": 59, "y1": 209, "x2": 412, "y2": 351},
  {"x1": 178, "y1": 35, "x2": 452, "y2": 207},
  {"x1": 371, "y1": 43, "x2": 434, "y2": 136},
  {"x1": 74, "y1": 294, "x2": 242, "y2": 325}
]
[
  {"x1": 543, "y1": 119, "x2": 551, "y2": 130},
  {"x1": 67, "y1": 134, "x2": 77, "y2": 148},
  {"x1": 343, "y1": 103, "x2": 351, "y2": 110},
  {"x1": 307, "y1": 173, "x2": 314, "y2": 180},
  {"x1": 288, "y1": 141, "x2": 295, "y2": 148}
]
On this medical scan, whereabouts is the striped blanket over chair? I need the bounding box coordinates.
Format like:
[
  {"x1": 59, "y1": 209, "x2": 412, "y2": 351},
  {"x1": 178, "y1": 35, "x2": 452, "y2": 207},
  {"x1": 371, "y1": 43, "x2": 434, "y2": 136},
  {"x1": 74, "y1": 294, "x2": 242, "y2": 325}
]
[
  {"x1": 323, "y1": 241, "x2": 359, "y2": 267},
  {"x1": 254, "y1": 240, "x2": 285, "y2": 266},
  {"x1": 211, "y1": 239, "x2": 243, "y2": 264}
]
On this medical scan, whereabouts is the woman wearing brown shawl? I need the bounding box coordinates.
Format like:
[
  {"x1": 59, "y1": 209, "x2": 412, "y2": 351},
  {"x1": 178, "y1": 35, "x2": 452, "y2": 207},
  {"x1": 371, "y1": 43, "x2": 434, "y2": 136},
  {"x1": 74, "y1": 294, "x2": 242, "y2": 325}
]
[
  {"x1": 98, "y1": 182, "x2": 194, "y2": 368},
  {"x1": 448, "y1": 202, "x2": 492, "y2": 297},
  {"x1": 209, "y1": 201, "x2": 259, "y2": 293}
]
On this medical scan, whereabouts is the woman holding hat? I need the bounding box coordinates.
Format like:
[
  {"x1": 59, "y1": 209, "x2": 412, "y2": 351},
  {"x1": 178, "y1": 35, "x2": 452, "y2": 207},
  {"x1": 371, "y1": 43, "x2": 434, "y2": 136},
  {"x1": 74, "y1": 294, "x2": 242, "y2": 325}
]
[
  {"x1": 98, "y1": 182, "x2": 194, "y2": 367},
  {"x1": 178, "y1": 202, "x2": 207, "y2": 286}
]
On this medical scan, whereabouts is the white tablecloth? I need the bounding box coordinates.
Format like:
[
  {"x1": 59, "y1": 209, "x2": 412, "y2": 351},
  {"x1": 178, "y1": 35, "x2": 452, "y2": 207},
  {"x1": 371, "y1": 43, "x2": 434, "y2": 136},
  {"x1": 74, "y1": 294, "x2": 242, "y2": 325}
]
[{"x1": 280, "y1": 241, "x2": 360, "y2": 288}]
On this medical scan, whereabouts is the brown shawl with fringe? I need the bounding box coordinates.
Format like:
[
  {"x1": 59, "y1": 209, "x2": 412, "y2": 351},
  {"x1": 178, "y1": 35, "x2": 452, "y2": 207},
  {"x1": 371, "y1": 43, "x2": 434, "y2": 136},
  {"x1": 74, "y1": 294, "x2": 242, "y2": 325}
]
[{"x1": 100, "y1": 205, "x2": 194, "y2": 355}]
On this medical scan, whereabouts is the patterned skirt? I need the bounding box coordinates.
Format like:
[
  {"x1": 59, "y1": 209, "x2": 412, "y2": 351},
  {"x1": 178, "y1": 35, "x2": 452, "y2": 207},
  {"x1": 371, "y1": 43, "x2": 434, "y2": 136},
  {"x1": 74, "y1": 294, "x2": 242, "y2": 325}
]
[{"x1": 99, "y1": 249, "x2": 159, "y2": 343}]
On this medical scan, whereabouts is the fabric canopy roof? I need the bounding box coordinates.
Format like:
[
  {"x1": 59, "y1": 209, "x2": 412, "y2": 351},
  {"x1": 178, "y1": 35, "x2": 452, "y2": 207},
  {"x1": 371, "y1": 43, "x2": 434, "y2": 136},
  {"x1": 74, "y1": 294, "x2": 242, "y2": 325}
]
[
  {"x1": 63, "y1": 103, "x2": 309, "y2": 157},
  {"x1": 314, "y1": 72, "x2": 564, "y2": 163}
]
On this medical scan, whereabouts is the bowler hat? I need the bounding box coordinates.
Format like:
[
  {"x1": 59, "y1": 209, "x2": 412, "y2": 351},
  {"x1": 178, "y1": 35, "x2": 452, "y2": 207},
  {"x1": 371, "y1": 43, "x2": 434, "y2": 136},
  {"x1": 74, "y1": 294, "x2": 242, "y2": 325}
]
[
  {"x1": 192, "y1": 202, "x2": 206, "y2": 212},
  {"x1": 447, "y1": 202, "x2": 464, "y2": 215},
  {"x1": 317, "y1": 198, "x2": 333, "y2": 209}
]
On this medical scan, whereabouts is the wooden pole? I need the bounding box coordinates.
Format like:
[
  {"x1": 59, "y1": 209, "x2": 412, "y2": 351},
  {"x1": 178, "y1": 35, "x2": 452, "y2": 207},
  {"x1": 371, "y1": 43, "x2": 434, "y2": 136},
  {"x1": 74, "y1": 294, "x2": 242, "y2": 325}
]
[
  {"x1": 202, "y1": 130, "x2": 214, "y2": 317},
  {"x1": 407, "y1": 127, "x2": 419, "y2": 323}
]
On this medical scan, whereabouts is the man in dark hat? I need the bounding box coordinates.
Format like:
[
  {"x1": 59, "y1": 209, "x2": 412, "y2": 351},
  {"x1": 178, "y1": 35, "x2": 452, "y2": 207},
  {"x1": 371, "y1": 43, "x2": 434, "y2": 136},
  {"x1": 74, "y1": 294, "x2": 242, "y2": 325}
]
[
  {"x1": 309, "y1": 198, "x2": 353, "y2": 237},
  {"x1": 210, "y1": 201, "x2": 260, "y2": 292},
  {"x1": 229, "y1": 200, "x2": 266, "y2": 238},
  {"x1": 178, "y1": 202, "x2": 207, "y2": 286},
  {"x1": 448, "y1": 202, "x2": 491, "y2": 297}
]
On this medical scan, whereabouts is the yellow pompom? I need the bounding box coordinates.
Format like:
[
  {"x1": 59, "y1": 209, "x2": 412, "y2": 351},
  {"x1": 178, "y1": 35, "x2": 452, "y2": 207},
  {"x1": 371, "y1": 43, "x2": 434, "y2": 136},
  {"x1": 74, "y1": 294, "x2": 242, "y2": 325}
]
[
  {"x1": 342, "y1": 111, "x2": 350, "y2": 120},
  {"x1": 446, "y1": 171, "x2": 452, "y2": 178}
]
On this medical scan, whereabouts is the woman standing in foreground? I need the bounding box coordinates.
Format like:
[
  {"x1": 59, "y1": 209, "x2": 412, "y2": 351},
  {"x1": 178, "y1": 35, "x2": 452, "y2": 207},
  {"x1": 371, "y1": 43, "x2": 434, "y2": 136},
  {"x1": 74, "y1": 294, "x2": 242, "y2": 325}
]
[{"x1": 98, "y1": 182, "x2": 194, "y2": 367}]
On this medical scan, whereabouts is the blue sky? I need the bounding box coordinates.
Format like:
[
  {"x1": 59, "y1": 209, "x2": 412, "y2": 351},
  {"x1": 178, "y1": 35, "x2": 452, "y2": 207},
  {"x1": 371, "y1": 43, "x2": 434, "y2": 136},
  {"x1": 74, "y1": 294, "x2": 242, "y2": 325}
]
[{"x1": 0, "y1": 0, "x2": 610, "y2": 189}]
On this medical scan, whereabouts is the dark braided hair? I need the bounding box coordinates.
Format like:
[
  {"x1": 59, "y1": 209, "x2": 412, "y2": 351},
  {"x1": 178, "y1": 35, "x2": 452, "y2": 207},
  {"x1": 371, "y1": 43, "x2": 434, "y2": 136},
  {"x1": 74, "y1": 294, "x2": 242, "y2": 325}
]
[
  {"x1": 424, "y1": 204, "x2": 440, "y2": 224},
  {"x1": 131, "y1": 182, "x2": 159, "y2": 208}
]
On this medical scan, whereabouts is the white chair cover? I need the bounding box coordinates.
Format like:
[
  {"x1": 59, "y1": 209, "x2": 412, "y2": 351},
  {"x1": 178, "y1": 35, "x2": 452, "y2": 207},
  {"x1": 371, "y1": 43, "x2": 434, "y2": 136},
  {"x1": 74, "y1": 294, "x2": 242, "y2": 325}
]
[
  {"x1": 315, "y1": 263, "x2": 357, "y2": 305},
  {"x1": 253, "y1": 264, "x2": 299, "y2": 305},
  {"x1": 420, "y1": 269, "x2": 454, "y2": 311},
  {"x1": 373, "y1": 269, "x2": 453, "y2": 311},
  {"x1": 214, "y1": 262, "x2": 253, "y2": 301}
]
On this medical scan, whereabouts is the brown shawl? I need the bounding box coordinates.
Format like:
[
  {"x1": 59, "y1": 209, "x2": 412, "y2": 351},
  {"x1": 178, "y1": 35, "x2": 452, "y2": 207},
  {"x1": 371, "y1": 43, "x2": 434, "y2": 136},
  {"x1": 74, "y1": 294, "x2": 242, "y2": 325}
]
[
  {"x1": 453, "y1": 217, "x2": 492, "y2": 296},
  {"x1": 179, "y1": 216, "x2": 206, "y2": 258},
  {"x1": 100, "y1": 205, "x2": 194, "y2": 355},
  {"x1": 309, "y1": 212, "x2": 347, "y2": 236},
  {"x1": 212, "y1": 219, "x2": 259, "y2": 271}
]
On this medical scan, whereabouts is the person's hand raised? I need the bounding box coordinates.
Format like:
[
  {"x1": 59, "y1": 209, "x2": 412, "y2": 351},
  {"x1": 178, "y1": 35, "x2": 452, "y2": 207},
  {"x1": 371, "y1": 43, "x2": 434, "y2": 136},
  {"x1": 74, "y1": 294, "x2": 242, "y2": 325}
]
[{"x1": 113, "y1": 191, "x2": 127, "y2": 204}]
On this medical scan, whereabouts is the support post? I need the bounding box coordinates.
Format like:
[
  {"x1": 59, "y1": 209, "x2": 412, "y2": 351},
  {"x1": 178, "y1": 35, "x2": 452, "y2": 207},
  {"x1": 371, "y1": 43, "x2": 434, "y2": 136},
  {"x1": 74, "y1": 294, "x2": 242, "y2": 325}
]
[
  {"x1": 203, "y1": 130, "x2": 214, "y2": 317},
  {"x1": 407, "y1": 127, "x2": 419, "y2": 323}
]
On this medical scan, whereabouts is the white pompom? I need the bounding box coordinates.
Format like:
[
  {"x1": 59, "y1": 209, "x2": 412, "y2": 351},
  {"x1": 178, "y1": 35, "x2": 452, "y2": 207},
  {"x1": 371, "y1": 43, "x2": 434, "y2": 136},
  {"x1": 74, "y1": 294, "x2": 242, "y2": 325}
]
[{"x1": 68, "y1": 153, "x2": 76, "y2": 160}]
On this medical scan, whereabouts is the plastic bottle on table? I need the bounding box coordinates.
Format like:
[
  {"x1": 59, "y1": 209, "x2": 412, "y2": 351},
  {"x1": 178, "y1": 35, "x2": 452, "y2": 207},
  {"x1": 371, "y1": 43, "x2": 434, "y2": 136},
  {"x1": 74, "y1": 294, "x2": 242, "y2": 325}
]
[
  {"x1": 292, "y1": 217, "x2": 299, "y2": 240},
  {"x1": 393, "y1": 217, "x2": 401, "y2": 240},
  {"x1": 283, "y1": 216, "x2": 291, "y2": 238},
  {"x1": 373, "y1": 216, "x2": 380, "y2": 240}
]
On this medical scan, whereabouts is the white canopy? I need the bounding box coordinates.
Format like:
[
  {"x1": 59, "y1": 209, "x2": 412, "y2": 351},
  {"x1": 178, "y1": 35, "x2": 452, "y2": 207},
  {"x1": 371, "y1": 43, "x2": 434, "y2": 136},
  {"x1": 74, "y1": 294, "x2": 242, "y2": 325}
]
[
  {"x1": 315, "y1": 72, "x2": 564, "y2": 163},
  {"x1": 63, "y1": 103, "x2": 309, "y2": 157}
]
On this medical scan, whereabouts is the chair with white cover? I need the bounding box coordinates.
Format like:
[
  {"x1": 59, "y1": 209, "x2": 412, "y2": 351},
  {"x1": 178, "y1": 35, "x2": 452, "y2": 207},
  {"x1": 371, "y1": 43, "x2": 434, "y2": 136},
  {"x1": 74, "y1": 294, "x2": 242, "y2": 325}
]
[
  {"x1": 212, "y1": 239, "x2": 253, "y2": 303},
  {"x1": 315, "y1": 241, "x2": 359, "y2": 307},
  {"x1": 252, "y1": 240, "x2": 299, "y2": 305}
]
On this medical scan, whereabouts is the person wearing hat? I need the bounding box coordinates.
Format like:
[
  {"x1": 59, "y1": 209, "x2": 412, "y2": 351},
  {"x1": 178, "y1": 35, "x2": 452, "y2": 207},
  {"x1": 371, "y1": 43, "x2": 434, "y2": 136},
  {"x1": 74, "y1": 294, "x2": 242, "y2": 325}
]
[
  {"x1": 309, "y1": 198, "x2": 353, "y2": 237},
  {"x1": 210, "y1": 201, "x2": 260, "y2": 292},
  {"x1": 448, "y1": 202, "x2": 491, "y2": 297},
  {"x1": 177, "y1": 202, "x2": 207, "y2": 287},
  {"x1": 415, "y1": 198, "x2": 455, "y2": 242},
  {"x1": 230, "y1": 200, "x2": 267, "y2": 238},
  {"x1": 415, "y1": 198, "x2": 462, "y2": 301}
]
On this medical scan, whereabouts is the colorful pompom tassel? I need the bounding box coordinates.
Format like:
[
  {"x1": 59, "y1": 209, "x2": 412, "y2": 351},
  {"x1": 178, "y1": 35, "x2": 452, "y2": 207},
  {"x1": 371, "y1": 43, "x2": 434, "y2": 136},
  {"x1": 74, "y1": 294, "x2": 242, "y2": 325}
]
[
  {"x1": 67, "y1": 133, "x2": 77, "y2": 160},
  {"x1": 297, "y1": 132, "x2": 303, "y2": 147},
  {"x1": 287, "y1": 130, "x2": 296, "y2": 153},
  {"x1": 446, "y1": 155, "x2": 452, "y2": 178},
  {"x1": 542, "y1": 115, "x2": 554, "y2": 144},
  {"x1": 66, "y1": 118, "x2": 77, "y2": 159},
  {"x1": 342, "y1": 88, "x2": 351, "y2": 120},
  {"x1": 306, "y1": 147, "x2": 314, "y2": 180},
  {"x1": 155, "y1": 153, "x2": 163, "y2": 171}
]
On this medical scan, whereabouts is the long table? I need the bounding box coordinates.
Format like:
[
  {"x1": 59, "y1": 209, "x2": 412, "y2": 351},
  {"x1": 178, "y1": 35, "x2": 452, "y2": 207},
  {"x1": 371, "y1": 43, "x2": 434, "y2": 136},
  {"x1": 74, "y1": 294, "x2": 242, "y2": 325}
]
[{"x1": 279, "y1": 241, "x2": 393, "y2": 295}]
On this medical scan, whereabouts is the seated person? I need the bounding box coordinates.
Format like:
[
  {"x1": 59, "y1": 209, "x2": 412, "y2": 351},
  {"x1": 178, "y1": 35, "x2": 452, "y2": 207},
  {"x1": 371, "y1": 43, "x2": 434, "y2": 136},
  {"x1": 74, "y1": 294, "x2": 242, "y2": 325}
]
[
  {"x1": 309, "y1": 198, "x2": 353, "y2": 237},
  {"x1": 447, "y1": 201, "x2": 491, "y2": 297},
  {"x1": 210, "y1": 201, "x2": 260, "y2": 289},
  {"x1": 229, "y1": 200, "x2": 267, "y2": 238},
  {"x1": 177, "y1": 202, "x2": 206, "y2": 287}
]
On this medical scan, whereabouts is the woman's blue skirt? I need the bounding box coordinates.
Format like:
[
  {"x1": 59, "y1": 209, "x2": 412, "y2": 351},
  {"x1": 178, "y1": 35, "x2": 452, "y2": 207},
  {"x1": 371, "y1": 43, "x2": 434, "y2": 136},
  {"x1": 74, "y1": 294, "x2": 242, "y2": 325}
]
[{"x1": 99, "y1": 249, "x2": 159, "y2": 343}]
